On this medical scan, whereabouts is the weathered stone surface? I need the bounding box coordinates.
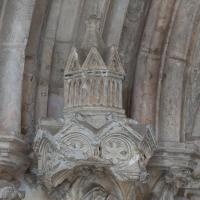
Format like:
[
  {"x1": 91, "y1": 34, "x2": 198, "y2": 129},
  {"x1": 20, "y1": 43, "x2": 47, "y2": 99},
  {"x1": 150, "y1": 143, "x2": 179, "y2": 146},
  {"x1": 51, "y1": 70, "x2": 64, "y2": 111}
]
[
  {"x1": 0, "y1": 0, "x2": 35, "y2": 199},
  {"x1": 0, "y1": 0, "x2": 200, "y2": 199},
  {"x1": 33, "y1": 15, "x2": 156, "y2": 199},
  {"x1": 0, "y1": 180, "x2": 25, "y2": 200}
]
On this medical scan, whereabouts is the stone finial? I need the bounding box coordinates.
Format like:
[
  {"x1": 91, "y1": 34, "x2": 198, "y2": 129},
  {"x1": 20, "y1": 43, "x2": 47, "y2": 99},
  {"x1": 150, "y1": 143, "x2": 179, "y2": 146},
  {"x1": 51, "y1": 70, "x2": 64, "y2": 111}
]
[{"x1": 81, "y1": 15, "x2": 105, "y2": 54}]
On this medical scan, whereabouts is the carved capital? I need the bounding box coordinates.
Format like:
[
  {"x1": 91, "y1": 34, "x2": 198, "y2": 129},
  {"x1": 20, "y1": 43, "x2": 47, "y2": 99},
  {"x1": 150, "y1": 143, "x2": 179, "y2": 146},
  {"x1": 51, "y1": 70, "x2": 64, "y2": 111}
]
[
  {"x1": 149, "y1": 142, "x2": 199, "y2": 172},
  {"x1": 0, "y1": 133, "x2": 30, "y2": 179},
  {"x1": 0, "y1": 133, "x2": 30, "y2": 200},
  {"x1": 33, "y1": 114, "x2": 156, "y2": 188},
  {"x1": 166, "y1": 168, "x2": 192, "y2": 189},
  {"x1": 150, "y1": 168, "x2": 193, "y2": 200},
  {"x1": 0, "y1": 180, "x2": 25, "y2": 200}
]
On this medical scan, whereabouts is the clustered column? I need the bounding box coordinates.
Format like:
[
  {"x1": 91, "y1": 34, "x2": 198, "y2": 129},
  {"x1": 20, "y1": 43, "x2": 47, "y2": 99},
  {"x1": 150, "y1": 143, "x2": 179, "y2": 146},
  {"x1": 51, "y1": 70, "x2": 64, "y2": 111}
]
[{"x1": 0, "y1": 0, "x2": 35, "y2": 197}]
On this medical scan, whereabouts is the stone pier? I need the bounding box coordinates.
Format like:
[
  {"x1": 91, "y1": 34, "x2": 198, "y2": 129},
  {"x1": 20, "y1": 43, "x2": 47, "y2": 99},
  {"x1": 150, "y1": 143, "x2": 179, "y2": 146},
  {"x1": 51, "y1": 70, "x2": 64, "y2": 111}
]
[{"x1": 0, "y1": 0, "x2": 35, "y2": 199}]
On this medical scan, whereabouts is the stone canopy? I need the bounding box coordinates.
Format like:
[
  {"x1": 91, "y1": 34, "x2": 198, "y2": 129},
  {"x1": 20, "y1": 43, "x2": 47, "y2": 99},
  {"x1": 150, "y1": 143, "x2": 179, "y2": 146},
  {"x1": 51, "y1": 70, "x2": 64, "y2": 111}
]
[{"x1": 33, "y1": 15, "x2": 156, "y2": 191}]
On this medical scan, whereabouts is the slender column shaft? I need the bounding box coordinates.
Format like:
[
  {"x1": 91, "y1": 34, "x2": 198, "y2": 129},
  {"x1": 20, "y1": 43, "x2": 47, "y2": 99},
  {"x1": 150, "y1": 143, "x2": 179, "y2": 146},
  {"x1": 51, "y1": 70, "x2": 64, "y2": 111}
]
[
  {"x1": 0, "y1": 0, "x2": 35, "y2": 184},
  {"x1": 0, "y1": 0, "x2": 35, "y2": 135}
]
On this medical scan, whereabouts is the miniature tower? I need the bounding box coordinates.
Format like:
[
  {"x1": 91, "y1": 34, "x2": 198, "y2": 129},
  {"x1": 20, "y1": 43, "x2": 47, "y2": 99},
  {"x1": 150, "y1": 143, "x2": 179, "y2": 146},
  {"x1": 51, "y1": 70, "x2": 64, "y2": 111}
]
[
  {"x1": 34, "y1": 15, "x2": 156, "y2": 191},
  {"x1": 64, "y1": 15, "x2": 125, "y2": 116}
]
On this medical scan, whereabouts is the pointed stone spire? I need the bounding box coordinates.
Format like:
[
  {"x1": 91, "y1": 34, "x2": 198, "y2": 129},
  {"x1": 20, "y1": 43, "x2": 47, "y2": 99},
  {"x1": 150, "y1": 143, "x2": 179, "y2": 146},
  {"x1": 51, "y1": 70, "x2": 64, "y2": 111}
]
[
  {"x1": 65, "y1": 47, "x2": 80, "y2": 74},
  {"x1": 107, "y1": 46, "x2": 125, "y2": 74},
  {"x1": 81, "y1": 15, "x2": 105, "y2": 55}
]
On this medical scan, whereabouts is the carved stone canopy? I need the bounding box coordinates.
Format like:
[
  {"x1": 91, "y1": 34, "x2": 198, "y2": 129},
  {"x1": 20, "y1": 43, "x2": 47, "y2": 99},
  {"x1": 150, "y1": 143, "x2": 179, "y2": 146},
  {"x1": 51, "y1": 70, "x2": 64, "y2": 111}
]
[
  {"x1": 34, "y1": 113, "x2": 156, "y2": 188},
  {"x1": 33, "y1": 15, "x2": 156, "y2": 192}
]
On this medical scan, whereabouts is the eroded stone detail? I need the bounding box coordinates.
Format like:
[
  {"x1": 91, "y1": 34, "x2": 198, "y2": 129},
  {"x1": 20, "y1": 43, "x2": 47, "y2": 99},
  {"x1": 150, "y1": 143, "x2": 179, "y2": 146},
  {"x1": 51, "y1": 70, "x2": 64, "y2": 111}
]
[
  {"x1": 49, "y1": 167, "x2": 122, "y2": 200},
  {"x1": 33, "y1": 15, "x2": 156, "y2": 198},
  {"x1": 34, "y1": 113, "x2": 155, "y2": 187},
  {"x1": 0, "y1": 134, "x2": 30, "y2": 178},
  {"x1": 0, "y1": 181, "x2": 25, "y2": 200},
  {"x1": 1, "y1": 0, "x2": 200, "y2": 199},
  {"x1": 150, "y1": 168, "x2": 192, "y2": 200},
  {"x1": 149, "y1": 141, "x2": 200, "y2": 200}
]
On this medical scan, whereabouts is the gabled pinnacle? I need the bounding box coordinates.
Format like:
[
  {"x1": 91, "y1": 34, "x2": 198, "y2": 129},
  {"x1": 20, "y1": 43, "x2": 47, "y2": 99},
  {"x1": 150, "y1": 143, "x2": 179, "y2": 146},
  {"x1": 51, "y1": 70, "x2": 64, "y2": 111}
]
[
  {"x1": 65, "y1": 47, "x2": 81, "y2": 73},
  {"x1": 107, "y1": 46, "x2": 125, "y2": 74},
  {"x1": 82, "y1": 47, "x2": 106, "y2": 70},
  {"x1": 81, "y1": 15, "x2": 105, "y2": 54}
]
